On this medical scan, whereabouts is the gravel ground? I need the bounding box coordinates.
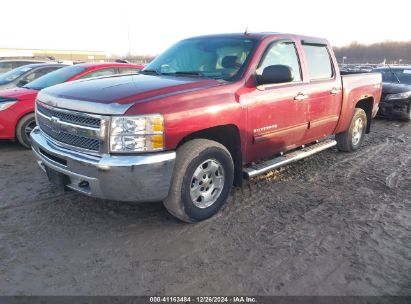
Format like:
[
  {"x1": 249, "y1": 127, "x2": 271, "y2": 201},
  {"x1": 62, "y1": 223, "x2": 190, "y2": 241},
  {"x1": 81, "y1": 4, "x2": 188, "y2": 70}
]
[{"x1": 0, "y1": 119, "x2": 410, "y2": 296}]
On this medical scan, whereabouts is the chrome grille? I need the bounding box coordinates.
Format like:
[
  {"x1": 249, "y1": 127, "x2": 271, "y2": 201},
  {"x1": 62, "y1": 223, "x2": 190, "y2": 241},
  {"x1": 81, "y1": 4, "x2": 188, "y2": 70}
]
[
  {"x1": 37, "y1": 103, "x2": 100, "y2": 127},
  {"x1": 36, "y1": 102, "x2": 103, "y2": 153}
]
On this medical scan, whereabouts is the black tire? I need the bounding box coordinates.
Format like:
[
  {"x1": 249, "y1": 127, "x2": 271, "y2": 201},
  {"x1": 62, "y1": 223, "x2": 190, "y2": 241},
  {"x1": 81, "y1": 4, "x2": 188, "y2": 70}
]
[
  {"x1": 336, "y1": 108, "x2": 367, "y2": 152},
  {"x1": 401, "y1": 104, "x2": 411, "y2": 122},
  {"x1": 163, "y1": 139, "x2": 234, "y2": 223},
  {"x1": 392, "y1": 103, "x2": 411, "y2": 122},
  {"x1": 16, "y1": 113, "x2": 36, "y2": 149}
]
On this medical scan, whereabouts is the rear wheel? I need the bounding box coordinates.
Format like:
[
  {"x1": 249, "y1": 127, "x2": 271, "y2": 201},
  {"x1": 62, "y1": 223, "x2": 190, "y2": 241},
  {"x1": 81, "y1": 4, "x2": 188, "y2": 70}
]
[
  {"x1": 163, "y1": 139, "x2": 234, "y2": 223},
  {"x1": 16, "y1": 113, "x2": 36, "y2": 149},
  {"x1": 336, "y1": 108, "x2": 367, "y2": 152}
]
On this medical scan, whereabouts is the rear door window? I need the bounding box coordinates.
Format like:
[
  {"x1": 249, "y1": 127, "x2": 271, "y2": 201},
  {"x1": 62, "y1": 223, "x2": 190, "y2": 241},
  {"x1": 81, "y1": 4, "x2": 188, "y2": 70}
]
[
  {"x1": 302, "y1": 44, "x2": 333, "y2": 80},
  {"x1": 118, "y1": 67, "x2": 141, "y2": 74},
  {"x1": 79, "y1": 68, "x2": 117, "y2": 79}
]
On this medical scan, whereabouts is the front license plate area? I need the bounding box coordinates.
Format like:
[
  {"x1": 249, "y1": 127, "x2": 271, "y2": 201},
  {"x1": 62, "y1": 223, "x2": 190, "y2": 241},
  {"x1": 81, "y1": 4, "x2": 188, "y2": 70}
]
[{"x1": 45, "y1": 167, "x2": 70, "y2": 189}]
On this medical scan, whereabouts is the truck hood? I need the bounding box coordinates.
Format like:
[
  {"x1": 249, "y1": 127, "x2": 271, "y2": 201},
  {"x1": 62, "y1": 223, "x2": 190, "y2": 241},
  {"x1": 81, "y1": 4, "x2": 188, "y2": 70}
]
[
  {"x1": 382, "y1": 82, "x2": 411, "y2": 94},
  {"x1": 40, "y1": 74, "x2": 222, "y2": 111}
]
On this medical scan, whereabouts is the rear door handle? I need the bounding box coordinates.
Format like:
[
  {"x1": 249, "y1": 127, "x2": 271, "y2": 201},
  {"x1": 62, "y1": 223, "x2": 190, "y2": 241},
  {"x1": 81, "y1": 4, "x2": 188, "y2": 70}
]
[
  {"x1": 330, "y1": 87, "x2": 341, "y2": 95},
  {"x1": 294, "y1": 92, "x2": 309, "y2": 101}
]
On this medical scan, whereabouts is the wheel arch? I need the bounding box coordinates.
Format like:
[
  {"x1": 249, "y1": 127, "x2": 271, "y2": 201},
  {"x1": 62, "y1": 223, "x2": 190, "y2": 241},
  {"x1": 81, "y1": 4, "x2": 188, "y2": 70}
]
[
  {"x1": 15, "y1": 111, "x2": 35, "y2": 137},
  {"x1": 177, "y1": 124, "x2": 243, "y2": 187},
  {"x1": 355, "y1": 97, "x2": 374, "y2": 134}
]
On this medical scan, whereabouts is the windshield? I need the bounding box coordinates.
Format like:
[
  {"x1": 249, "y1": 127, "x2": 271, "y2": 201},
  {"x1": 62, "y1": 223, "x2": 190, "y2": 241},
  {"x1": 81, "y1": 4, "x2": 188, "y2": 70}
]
[
  {"x1": 24, "y1": 65, "x2": 87, "y2": 90},
  {"x1": 375, "y1": 68, "x2": 411, "y2": 85},
  {"x1": 0, "y1": 66, "x2": 33, "y2": 84},
  {"x1": 144, "y1": 37, "x2": 257, "y2": 81}
]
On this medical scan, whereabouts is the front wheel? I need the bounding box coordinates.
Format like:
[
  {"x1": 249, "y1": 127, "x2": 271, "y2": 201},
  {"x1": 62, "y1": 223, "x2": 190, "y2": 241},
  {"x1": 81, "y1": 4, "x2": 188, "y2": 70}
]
[
  {"x1": 16, "y1": 113, "x2": 36, "y2": 149},
  {"x1": 163, "y1": 139, "x2": 234, "y2": 223},
  {"x1": 336, "y1": 108, "x2": 367, "y2": 152},
  {"x1": 401, "y1": 104, "x2": 411, "y2": 122}
]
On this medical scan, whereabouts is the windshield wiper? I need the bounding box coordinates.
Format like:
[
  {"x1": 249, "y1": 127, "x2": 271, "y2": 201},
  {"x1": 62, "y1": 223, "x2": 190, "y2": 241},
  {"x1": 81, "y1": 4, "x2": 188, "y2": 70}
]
[
  {"x1": 174, "y1": 71, "x2": 206, "y2": 77},
  {"x1": 387, "y1": 64, "x2": 401, "y2": 84},
  {"x1": 140, "y1": 69, "x2": 161, "y2": 75}
]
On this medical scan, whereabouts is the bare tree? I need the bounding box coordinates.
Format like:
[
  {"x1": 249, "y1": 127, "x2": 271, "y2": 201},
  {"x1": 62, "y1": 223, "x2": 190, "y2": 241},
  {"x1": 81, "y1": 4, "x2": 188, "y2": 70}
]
[
  {"x1": 334, "y1": 41, "x2": 411, "y2": 64},
  {"x1": 108, "y1": 54, "x2": 156, "y2": 64}
]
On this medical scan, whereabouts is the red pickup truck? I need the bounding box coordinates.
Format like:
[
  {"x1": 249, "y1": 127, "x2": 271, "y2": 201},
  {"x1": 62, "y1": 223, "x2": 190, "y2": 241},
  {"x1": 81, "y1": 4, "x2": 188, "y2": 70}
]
[{"x1": 31, "y1": 33, "x2": 382, "y2": 222}]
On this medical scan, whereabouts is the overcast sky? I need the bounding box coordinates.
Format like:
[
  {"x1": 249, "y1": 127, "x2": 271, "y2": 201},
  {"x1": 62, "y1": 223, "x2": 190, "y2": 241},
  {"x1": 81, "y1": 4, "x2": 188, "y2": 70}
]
[{"x1": 1, "y1": 0, "x2": 410, "y2": 55}]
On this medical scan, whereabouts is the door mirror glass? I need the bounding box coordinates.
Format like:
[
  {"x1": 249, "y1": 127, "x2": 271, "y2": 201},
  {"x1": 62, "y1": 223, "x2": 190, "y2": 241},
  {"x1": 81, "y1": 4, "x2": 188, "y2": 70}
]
[{"x1": 255, "y1": 64, "x2": 294, "y2": 85}]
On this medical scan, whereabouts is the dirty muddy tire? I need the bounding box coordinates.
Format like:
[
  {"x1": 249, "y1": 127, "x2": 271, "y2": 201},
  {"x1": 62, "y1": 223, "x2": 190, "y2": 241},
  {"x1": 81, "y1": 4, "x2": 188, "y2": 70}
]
[
  {"x1": 16, "y1": 113, "x2": 36, "y2": 149},
  {"x1": 336, "y1": 108, "x2": 367, "y2": 152},
  {"x1": 163, "y1": 139, "x2": 234, "y2": 223}
]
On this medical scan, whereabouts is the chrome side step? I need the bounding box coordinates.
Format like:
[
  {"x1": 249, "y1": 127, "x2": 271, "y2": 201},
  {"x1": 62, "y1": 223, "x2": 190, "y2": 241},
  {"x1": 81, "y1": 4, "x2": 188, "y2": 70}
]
[{"x1": 243, "y1": 139, "x2": 337, "y2": 179}]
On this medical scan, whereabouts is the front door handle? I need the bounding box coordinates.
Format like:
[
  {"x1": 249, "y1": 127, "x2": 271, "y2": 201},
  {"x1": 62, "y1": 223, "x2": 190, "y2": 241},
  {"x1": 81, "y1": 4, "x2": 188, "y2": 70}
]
[
  {"x1": 330, "y1": 87, "x2": 341, "y2": 95},
  {"x1": 294, "y1": 92, "x2": 309, "y2": 101}
]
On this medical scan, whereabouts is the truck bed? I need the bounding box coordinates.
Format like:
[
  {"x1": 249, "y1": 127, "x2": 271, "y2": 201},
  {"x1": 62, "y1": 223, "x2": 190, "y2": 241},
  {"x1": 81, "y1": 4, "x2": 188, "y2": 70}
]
[{"x1": 334, "y1": 72, "x2": 382, "y2": 134}]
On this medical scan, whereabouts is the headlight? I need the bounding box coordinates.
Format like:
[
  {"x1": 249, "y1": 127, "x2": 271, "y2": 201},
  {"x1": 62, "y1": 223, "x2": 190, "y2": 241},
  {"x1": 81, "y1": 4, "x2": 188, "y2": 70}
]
[
  {"x1": 109, "y1": 115, "x2": 164, "y2": 152},
  {"x1": 385, "y1": 91, "x2": 411, "y2": 100},
  {"x1": 0, "y1": 99, "x2": 18, "y2": 111}
]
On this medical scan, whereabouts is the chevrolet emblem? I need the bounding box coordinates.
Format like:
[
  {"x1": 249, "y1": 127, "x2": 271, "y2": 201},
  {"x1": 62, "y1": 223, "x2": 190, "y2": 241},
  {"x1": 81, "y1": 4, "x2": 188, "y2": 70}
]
[{"x1": 50, "y1": 116, "x2": 61, "y2": 133}]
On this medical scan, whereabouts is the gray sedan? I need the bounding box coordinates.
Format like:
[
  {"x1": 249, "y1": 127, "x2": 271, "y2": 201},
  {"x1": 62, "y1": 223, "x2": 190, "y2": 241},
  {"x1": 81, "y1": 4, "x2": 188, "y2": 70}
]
[
  {"x1": 0, "y1": 63, "x2": 67, "y2": 90},
  {"x1": 0, "y1": 59, "x2": 46, "y2": 75}
]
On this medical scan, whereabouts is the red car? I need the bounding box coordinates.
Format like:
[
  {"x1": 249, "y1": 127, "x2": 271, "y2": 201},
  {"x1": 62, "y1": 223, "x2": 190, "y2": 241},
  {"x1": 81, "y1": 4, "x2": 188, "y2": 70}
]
[{"x1": 0, "y1": 62, "x2": 143, "y2": 147}]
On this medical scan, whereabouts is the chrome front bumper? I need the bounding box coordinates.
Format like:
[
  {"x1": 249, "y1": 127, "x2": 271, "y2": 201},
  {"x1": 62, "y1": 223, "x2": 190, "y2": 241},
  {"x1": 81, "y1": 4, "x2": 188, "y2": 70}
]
[{"x1": 31, "y1": 127, "x2": 176, "y2": 202}]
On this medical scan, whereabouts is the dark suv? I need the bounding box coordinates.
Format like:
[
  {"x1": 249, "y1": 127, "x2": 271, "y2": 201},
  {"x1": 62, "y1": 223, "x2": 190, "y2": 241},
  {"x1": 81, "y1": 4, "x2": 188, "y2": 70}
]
[{"x1": 373, "y1": 66, "x2": 411, "y2": 121}]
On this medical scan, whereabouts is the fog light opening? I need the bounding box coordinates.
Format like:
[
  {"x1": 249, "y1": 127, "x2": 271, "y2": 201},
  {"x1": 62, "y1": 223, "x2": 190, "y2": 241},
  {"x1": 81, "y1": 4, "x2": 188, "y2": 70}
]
[{"x1": 78, "y1": 181, "x2": 89, "y2": 188}]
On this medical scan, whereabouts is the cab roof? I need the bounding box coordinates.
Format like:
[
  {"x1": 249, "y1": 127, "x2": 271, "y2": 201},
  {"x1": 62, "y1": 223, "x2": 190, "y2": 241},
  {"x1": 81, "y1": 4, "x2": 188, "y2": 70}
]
[{"x1": 186, "y1": 32, "x2": 329, "y2": 45}]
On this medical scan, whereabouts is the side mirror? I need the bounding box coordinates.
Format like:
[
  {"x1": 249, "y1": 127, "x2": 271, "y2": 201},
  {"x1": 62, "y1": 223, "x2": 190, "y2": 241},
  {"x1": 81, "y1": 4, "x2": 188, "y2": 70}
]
[
  {"x1": 17, "y1": 79, "x2": 29, "y2": 87},
  {"x1": 255, "y1": 65, "x2": 294, "y2": 86}
]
